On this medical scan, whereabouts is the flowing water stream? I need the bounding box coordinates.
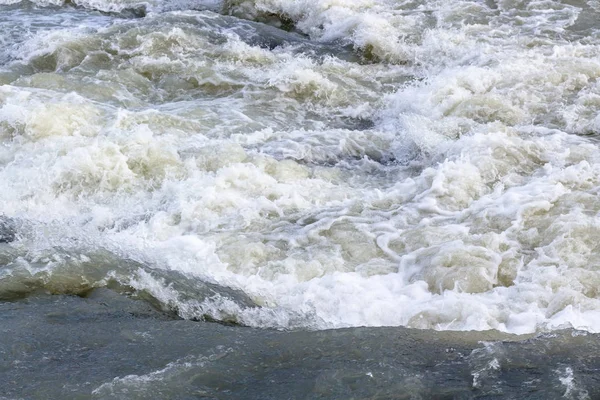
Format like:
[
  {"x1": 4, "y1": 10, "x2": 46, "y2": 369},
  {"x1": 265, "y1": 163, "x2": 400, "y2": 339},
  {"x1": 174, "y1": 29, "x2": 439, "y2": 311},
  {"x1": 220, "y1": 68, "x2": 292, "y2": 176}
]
[{"x1": 2, "y1": 0, "x2": 600, "y2": 397}]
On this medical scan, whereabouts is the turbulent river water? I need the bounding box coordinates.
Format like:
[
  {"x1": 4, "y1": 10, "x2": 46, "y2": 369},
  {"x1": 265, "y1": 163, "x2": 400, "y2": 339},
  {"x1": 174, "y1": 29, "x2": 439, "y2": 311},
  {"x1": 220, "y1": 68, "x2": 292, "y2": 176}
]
[{"x1": 3, "y1": 0, "x2": 600, "y2": 398}]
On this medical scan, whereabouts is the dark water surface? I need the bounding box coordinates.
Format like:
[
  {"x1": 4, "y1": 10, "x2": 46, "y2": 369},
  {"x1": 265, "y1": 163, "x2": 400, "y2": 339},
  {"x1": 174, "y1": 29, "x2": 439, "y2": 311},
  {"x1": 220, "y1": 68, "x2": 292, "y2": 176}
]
[{"x1": 1, "y1": 289, "x2": 598, "y2": 399}]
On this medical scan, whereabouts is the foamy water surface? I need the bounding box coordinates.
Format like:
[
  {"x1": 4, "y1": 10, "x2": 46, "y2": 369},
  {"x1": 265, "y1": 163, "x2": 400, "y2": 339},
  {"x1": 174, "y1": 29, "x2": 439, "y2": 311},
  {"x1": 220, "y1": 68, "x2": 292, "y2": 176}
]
[{"x1": 2, "y1": 0, "x2": 600, "y2": 336}]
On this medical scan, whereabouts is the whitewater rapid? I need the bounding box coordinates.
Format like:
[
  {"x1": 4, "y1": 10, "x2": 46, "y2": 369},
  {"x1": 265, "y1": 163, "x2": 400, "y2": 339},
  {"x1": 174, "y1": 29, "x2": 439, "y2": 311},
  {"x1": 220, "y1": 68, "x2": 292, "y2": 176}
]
[{"x1": 2, "y1": 0, "x2": 600, "y2": 335}]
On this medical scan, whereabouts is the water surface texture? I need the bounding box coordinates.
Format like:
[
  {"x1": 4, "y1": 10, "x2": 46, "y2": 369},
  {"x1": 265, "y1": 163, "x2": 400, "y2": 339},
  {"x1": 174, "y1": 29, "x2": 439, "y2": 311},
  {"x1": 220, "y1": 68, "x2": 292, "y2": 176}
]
[{"x1": 2, "y1": 0, "x2": 600, "y2": 397}]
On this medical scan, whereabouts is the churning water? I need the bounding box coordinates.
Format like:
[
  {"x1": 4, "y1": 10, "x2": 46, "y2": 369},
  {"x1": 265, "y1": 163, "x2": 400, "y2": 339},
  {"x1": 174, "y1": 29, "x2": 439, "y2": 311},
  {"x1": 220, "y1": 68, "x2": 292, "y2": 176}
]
[{"x1": 3, "y1": 0, "x2": 600, "y2": 398}]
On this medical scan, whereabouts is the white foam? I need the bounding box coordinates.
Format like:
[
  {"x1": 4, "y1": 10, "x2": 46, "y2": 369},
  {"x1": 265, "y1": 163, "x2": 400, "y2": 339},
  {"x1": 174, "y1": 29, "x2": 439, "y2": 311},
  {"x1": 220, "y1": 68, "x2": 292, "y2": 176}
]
[
  {"x1": 558, "y1": 366, "x2": 591, "y2": 400},
  {"x1": 4, "y1": 1, "x2": 600, "y2": 334}
]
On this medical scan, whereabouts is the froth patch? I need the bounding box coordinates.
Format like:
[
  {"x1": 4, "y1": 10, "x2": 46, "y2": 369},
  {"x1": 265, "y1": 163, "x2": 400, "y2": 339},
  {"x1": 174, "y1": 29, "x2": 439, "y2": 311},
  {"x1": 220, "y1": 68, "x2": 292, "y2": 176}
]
[
  {"x1": 29, "y1": 102, "x2": 102, "y2": 139},
  {"x1": 120, "y1": 127, "x2": 185, "y2": 182},
  {"x1": 403, "y1": 242, "x2": 502, "y2": 294},
  {"x1": 5, "y1": 0, "x2": 151, "y2": 13},
  {"x1": 52, "y1": 143, "x2": 136, "y2": 194},
  {"x1": 0, "y1": 88, "x2": 103, "y2": 140},
  {"x1": 224, "y1": 0, "x2": 416, "y2": 63}
]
